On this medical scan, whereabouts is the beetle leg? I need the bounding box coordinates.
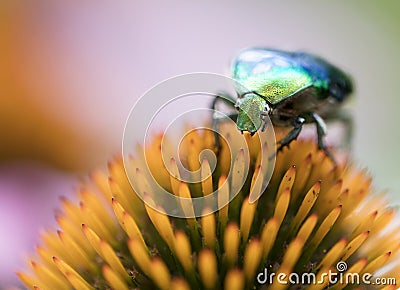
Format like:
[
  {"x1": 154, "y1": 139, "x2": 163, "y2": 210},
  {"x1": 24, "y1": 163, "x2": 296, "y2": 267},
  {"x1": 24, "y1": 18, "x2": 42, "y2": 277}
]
[
  {"x1": 212, "y1": 112, "x2": 238, "y2": 149},
  {"x1": 325, "y1": 110, "x2": 353, "y2": 150},
  {"x1": 276, "y1": 116, "x2": 305, "y2": 152},
  {"x1": 211, "y1": 92, "x2": 238, "y2": 151},
  {"x1": 211, "y1": 91, "x2": 237, "y2": 111},
  {"x1": 260, "y1": 111, "x2": 269, "y2": 132},
  {"x1": 261, "y1": 119, "x2": 268, "y2": 132},
  {"x1": 312, "y1": 112, "x2": 336, "y2": 162}
]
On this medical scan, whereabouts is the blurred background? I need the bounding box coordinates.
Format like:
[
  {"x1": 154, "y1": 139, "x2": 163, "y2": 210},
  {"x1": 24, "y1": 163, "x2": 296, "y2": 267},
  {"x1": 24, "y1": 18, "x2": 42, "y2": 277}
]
[{"x1": 1, "y1": 1, "x2": 399, "y2": 287}]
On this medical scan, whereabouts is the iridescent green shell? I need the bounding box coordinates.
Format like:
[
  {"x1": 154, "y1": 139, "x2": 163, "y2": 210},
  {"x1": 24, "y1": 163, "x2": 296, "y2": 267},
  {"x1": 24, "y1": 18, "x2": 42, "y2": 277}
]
[{"x1": 232, "y1": 49, "x2": 314, "y2": 105}]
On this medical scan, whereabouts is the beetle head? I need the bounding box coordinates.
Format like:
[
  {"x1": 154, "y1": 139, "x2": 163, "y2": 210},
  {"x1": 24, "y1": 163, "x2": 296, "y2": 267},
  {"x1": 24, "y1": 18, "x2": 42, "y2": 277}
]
[{"x1": 235, "y1": 94, "x2": 268, "y2": 133}]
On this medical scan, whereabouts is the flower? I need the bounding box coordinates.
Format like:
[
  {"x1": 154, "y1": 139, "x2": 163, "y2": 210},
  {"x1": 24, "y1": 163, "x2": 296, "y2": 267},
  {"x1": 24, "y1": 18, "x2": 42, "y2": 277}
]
[{"x1": 18, "y1": 123, "x2": 399, "y2": 289}]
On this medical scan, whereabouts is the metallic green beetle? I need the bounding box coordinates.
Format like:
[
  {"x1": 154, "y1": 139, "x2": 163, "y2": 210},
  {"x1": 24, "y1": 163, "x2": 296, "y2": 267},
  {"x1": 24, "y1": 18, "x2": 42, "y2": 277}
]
[{"x1": 212, "y1": 48, "x2": 353, "y2": 161}]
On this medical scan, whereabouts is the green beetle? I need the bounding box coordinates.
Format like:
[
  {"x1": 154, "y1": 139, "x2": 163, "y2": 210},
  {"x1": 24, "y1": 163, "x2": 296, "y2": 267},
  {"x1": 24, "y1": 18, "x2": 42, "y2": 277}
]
[{"x1": 212, "y1": 48, "x2": 353, "y2": 161}]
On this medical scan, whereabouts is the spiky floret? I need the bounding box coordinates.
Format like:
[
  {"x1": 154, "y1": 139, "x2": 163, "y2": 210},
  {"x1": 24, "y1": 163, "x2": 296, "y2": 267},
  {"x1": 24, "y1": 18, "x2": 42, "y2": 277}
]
[{"x1": 18, "y1": 124, "x2": 399, "y2": 289}]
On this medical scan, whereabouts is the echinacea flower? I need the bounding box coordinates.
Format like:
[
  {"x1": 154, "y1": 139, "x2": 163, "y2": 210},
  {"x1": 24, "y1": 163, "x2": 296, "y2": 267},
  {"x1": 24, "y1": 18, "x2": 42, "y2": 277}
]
[{"x1": 18, "y1": 123, "x2": 399, "y2": 289}]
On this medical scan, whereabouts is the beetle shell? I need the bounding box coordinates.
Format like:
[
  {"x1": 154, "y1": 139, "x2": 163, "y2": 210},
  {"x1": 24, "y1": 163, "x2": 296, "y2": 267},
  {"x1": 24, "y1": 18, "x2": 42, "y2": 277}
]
[{"x1": 232, "y1": 48, "x2": 352, "y2": 107}]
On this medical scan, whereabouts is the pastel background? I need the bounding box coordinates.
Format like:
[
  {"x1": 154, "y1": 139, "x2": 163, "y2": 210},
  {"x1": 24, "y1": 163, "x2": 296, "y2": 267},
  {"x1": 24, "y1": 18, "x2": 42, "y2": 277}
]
[{"x1": 1, "y1": 1, "x2": 399, "y2": 287}]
